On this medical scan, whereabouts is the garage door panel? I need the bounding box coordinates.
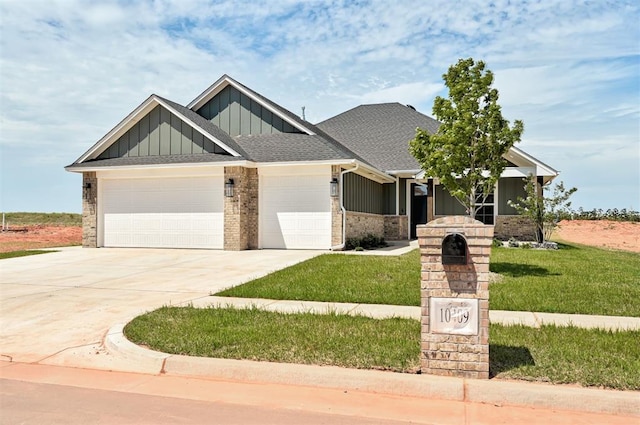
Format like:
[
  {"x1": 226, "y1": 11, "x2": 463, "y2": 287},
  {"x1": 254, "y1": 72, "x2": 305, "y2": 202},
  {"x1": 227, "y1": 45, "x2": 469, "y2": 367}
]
[
  {"x1": 261, "y1": 174, "x2": 331, "y2": 249},
  {"x1": 102, "y1": 177, "x2": 223, "y2": 249}
]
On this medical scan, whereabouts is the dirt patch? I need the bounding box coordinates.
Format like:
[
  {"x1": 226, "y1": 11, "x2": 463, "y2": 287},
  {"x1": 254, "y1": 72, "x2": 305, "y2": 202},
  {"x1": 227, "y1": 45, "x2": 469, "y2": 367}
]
[
  {"x1": 0, "y1": 220, "x2": 638, "y2": 254},
  {"x1": 0, "y1": 226, "x2": 82, "y2": 253},
  {"x1": 553, "y1": 220, "x2": 640, "y2": 253}
]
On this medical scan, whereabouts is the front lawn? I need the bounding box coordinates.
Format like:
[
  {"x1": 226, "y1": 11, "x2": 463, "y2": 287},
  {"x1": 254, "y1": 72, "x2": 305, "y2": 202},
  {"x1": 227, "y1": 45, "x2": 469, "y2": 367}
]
[
  {"x1": 124, "y1": 306, "x2": 640, "y2": 390},
  {"x1": 0, "y1": 250, "x2": 54, "y2": 260},
  {"x1": 217, "y1": 244, "x2": 640, "y2": 317},
  {"x1": 125, "y1": 306, "x2": 420, "y2": 373},
  {"x1": 490, "y1": 244, "x2": 640, "y2": 316},
  {"x1": 217, "y1": 252, "x2": 420, "y2": 306}
]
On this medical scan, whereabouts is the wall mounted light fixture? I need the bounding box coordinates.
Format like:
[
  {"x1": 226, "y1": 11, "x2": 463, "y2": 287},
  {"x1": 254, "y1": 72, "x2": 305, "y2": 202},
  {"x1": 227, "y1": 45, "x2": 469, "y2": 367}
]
[
  {"x1": 225, "y1": 178, "x2": 235, "y2": 197},
  {"x1": 330, "y1": 178, "x2": 339, "y2": 197},
  {"x1": 83, "y1": 182, "x2": 92, "y2": 199}
]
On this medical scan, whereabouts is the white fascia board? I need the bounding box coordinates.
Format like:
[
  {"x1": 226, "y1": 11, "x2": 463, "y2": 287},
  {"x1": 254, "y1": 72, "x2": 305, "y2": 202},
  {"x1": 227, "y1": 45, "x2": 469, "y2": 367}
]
[
  {"x1": 256, "y1": 159, "x2": 354, "y2": 168},
  {"x1": 65, "y1": 160, "x2": 251, "y2": 173},
  {"x1": 186, "y1": 74, "x2": 229, "y2": 110},
  {"x1": 500, "y1": 167, "x2": 536, "y2": 178},
  {"x1": 387, "y1": 169, "x2": 422, "y2": 178},
  {"x1": 76, "y1": 95, "x2": 158, "y2": 163},
  {"x1": 187, "y1": 76, "x2": 316, "y2": 136},
  {"x1": 255, "y1": 159, "x2": 394, "y2": 184},
  {"x1": 507, "y1": 146, "x2": 558, "y2": 177},
  {"x1": 76, "y1": 95, "x2": 241, "y2": 164},
  {"x1": 352, "y1": 161, "x2": 396, "y2": 184}
]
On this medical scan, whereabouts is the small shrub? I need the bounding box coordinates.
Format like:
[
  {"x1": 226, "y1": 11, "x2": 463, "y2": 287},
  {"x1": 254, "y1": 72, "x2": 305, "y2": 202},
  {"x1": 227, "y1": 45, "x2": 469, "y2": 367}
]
[
  {"x1": 345, "y1": 238, "x2": 361, "y2": 250},
  {"x1": 492, "y1": 238, "x2": 504, "y2": 248},
  {"x1": 520, "y1": 242, "x2": 532, "y2": 249},
  {"x1": 345, "y1": 234, "x2": 387, "y2": 250}
]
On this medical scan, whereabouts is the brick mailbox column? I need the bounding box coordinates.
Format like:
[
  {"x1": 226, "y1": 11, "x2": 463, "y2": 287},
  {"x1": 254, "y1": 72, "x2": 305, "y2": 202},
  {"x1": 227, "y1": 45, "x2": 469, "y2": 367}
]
[{"x1": 418, "y1": 216, "x2": 493, "y2": 379}]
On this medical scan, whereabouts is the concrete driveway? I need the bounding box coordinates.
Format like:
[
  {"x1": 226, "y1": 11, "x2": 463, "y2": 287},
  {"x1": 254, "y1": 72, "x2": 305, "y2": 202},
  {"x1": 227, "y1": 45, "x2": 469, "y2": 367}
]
[{"x1": 0, "y1": 247, "x2": 321, "y2": 368}]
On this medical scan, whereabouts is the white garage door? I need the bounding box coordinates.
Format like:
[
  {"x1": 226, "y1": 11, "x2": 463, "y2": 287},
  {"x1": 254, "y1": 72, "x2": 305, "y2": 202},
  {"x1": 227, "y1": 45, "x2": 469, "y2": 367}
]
[
  {"x1": 261, "y1": 174, "x2": 331, "y2": 249},
  {"x1": 102, "y1": 176, "x2": 223, "y2": 249}
]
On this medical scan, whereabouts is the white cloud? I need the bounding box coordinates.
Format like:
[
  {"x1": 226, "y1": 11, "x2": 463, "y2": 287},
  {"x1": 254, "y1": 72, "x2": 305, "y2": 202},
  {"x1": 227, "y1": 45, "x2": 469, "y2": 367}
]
[{"x1": 1, "y1": 0, "x2": 639, "y2": 212}]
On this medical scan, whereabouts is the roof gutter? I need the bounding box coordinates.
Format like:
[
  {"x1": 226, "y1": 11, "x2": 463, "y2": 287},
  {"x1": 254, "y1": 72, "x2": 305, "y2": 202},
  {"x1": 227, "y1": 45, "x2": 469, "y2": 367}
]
[{"x1": 331, "y1": 163, "x2": 359, "y2": 251}]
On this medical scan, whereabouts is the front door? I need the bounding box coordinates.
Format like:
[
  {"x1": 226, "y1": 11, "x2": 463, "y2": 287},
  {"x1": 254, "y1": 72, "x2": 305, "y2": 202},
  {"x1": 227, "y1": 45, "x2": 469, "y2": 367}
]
[{"x1": 411, "y1": 183, "x2": 428, "y2": 239}]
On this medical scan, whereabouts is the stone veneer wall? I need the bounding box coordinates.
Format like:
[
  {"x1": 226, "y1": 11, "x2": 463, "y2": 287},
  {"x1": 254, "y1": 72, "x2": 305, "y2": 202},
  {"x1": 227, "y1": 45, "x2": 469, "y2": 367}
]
[
  {"x1": 383, "y1": 215, "x2": 408, "y2": 240},
  {"x1": 82, "y1": 172, "x2": 98, "y2": 248},
  {"x1": 433, "y1": 214, "x2": 537, "y2": 241},
  {"x1": 331, "y1": 165, "x2": 343, "y2": 247},
  {"x1": 418, "y1": 216, "x2": 492, "y2": 379},
  {"x1": 224, "y1": 166, "x2": 258, "y2": 250},
  {"x1": 345, "y1": 211, "x2": 384, "y2": 240},
  {"x1": 494, "y1": 216, "x2": 537, "y2": 240}
]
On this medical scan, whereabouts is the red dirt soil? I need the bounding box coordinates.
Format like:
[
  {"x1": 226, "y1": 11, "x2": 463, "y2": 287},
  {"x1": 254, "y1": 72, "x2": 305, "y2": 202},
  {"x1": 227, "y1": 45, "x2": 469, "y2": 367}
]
[
  {"x1": 0, "y1": 226, "x2": 82, "y2": 253},
  {"x1": 0, "y1": 220, "x2": 638, "y2": 254},
  {"x1": 553, "y1": 220, "x2": 640, "y2": 253}
]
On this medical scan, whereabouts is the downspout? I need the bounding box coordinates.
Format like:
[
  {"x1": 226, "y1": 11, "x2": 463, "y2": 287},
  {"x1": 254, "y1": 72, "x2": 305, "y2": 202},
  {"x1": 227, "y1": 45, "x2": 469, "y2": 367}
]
[{"x1": 331, "y1": 163, "x2": 359, "y2": 251}]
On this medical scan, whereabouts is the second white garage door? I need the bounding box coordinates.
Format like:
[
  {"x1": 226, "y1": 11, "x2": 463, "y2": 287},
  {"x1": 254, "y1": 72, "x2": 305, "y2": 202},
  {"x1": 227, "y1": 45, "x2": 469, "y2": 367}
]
[
  {"x1": 101, "y1": 176, "x2": 223, "y2": 249},
  {"x1": 260, "y1": 173, "x2": 331, "y2": 249}
]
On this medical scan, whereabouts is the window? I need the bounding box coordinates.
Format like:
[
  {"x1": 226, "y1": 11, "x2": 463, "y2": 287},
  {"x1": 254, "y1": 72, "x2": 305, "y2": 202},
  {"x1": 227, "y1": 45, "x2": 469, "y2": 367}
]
[{"x1": 474, "y1": 188, "x2": 494, "y2": 225}]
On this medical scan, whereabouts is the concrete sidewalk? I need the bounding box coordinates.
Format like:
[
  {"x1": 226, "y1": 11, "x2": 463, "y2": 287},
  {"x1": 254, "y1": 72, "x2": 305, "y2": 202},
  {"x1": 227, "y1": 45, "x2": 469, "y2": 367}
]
[
  {"x1": 197, "y1": 296, "x2": 640, "y2": 331},
  {"x1": 102, "y1": 323, "x2": 640, "y2": 417},
  {"x1": 97, "y1": 296, "x2": 640, "y2": 417}
]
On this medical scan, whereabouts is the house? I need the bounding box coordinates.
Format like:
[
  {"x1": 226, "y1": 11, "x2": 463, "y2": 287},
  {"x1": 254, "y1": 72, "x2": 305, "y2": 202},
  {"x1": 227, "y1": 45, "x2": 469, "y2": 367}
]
[{"x1": 65, "y1": 75, "x2": 558, "y2": 250}]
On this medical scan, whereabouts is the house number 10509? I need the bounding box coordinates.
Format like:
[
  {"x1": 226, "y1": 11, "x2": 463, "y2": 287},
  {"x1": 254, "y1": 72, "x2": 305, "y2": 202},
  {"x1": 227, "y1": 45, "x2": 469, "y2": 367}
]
[
  {"x1": 439, "y1": 307, "x2": 470, "y2": 324},
  {"x1": 430, "y1": 297, "x2": 479, "y2": 335}
]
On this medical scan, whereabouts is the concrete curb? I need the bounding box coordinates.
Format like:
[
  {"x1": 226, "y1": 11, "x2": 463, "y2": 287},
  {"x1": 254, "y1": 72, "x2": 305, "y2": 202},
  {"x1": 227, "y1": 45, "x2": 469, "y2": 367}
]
[{"x1": 106, "y1": 324, "x2": 640, "y2": 417}]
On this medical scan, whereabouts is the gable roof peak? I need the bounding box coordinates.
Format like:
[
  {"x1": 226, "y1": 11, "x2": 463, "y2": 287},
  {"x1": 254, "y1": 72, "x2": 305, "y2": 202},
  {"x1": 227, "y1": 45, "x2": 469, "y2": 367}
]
[{"x1": 187, "y1": 74, "x2": 318, "y2": 137}]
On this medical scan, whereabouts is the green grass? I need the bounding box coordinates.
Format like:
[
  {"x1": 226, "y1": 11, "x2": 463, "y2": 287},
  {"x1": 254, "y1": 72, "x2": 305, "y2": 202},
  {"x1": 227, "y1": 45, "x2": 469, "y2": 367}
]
[
  {"x1": 491, "y1": 324, "x2": 640, "y2": 390},
  {"x1": 217, "y1": 245, "x2": 640, "y2": 317},
  {"x1": 2, "y1": 212, "x2": 81, "y2": 227},
  {"x1": 125, "y1": 306, "x2": 420, "y2": 373},
  {"x1": 0, "y1": 250, "x2": 54, "y2": 260},
  {"x1": 217, "y1": 252, "x2": 421, "y2": 306},
  {"x1": 490, "y1": 244, "x2": 640, "y2": 316},
  {"x1": 124, "y1": 306, "x2": 640, "y2": 390}
]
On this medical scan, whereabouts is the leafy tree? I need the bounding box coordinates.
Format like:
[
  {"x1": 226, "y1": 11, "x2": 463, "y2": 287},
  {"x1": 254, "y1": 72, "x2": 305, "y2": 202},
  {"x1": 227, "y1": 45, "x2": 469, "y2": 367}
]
[
  {"x1": 410, "y1": 58, "x2": 524, "y2": 218},
  {"x1": 508, "y1": 175, "x2": 577, "y2": 243}
]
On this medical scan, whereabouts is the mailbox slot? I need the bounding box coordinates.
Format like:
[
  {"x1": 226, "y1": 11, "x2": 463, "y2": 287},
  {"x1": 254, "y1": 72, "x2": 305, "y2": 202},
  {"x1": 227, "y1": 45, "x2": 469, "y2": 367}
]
[{"x1": 442, "y1": 233, "x2": 468, "y2": 265}]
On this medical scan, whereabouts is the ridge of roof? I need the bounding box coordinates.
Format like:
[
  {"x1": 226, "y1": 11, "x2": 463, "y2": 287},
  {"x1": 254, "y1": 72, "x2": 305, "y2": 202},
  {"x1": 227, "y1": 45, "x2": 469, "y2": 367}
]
[
  {"x1": 194, "y1": 75, "x2": 375, "y2": 167},
  {"x1": 316, "y1": 102, "x2": 441, "y2": 172}
]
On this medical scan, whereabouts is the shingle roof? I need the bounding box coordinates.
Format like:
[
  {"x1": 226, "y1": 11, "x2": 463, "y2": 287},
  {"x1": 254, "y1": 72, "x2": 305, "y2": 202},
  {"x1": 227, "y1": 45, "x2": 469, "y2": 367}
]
[
  {"x1": 234, "y1": 133, "x2": 355, "y2": 163},
  {"x1": 220, "y1": 75, "x2": 373, "y2": 166},
  {"x1": 316, "y1": 103, "x2": 441, "y2": 172},
  {"x1": 65, "y1": 153, "x2": 242, "y2": 170}
]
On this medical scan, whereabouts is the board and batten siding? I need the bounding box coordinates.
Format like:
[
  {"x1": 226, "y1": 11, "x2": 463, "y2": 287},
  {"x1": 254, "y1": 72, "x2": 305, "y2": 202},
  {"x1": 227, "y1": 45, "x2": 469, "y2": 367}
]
[
  {"x1": 434, "y1": 177, "x2": 528, "y2": 216},
  {"x1": 434, "y1": 184, "x2": 467, "y2": 216},
  {"x1": 196, "y1": 85, "x2": 303, "y2": 136},
  {"x1": 344, "y1": 173, "x2": 390, "y2": 215},
  {"x1": 498, "y1": 177, "x2": 528, "y2": 215},
  {"x1": 98, "y1": 105, "x2": 227, "y2": 159}
]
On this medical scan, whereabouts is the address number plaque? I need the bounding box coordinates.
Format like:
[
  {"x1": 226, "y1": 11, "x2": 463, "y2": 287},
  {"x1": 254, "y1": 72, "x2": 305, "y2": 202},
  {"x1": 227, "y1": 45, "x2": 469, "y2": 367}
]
[{"x1": 430, "y1": 298, "x2": 479, "y2": 336}]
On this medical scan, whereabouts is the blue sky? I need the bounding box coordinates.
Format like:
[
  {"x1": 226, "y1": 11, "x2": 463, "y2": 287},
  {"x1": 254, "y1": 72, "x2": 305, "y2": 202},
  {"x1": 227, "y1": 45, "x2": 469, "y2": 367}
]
[{"x1": 1, "y1": 0, "x2": 639, "y2": 213}]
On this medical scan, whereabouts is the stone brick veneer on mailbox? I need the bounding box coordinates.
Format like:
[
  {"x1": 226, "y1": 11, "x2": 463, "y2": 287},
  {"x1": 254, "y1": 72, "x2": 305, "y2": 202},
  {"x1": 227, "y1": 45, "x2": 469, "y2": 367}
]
[
  {"x1": 224, "y1": 166, "x2": 258, "y2": 251},
  {"x1": 418, "y1": 216, "x2": 493, "y2": 379},
  {"x1": 82, "y1": 172, "x2": 98, "y2": 248}
]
